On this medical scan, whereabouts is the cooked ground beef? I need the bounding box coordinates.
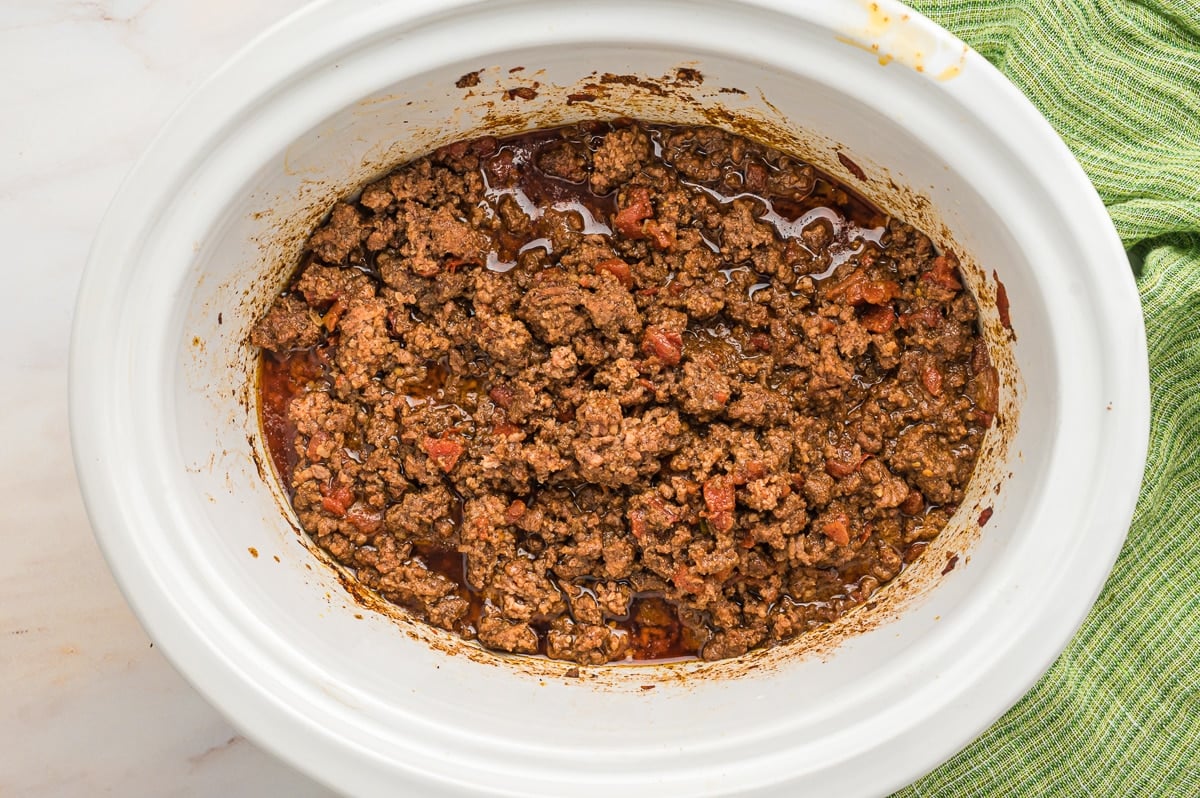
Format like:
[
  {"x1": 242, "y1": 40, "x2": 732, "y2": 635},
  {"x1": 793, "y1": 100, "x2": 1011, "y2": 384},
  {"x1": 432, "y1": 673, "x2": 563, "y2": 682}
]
[{"x1": 253, "y1": 120, "x2": 999, "y2": 664}]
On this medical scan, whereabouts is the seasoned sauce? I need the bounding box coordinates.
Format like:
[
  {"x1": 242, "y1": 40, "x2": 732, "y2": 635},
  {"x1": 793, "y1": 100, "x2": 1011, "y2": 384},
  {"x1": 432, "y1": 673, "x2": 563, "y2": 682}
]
[
  {"x1": 259, "y1": 348, "x2": 325, "y2": 488},
  {"x1": 252, "y1": 120, "x2": 997, "y2": 664}
]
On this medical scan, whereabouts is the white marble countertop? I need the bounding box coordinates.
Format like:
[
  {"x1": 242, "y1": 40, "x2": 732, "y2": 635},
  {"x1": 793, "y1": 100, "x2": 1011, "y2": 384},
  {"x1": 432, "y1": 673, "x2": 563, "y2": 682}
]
[{"x1": 1, "y1": 2, "x2": 334, "y2": 794}]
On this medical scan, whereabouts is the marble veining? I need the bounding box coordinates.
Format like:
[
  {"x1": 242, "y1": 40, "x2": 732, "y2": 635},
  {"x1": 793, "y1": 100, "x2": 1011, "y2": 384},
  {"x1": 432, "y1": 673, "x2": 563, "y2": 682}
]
[{"x1": 1, "y1": 1, "x2": 334, "y2": 794}]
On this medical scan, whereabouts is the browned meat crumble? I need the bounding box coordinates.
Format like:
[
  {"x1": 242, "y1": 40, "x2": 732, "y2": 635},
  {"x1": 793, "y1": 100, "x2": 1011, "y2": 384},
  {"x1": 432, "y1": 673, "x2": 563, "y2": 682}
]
[{"x1": 253, "y1": 120, "x2": 998, "y2": 664}]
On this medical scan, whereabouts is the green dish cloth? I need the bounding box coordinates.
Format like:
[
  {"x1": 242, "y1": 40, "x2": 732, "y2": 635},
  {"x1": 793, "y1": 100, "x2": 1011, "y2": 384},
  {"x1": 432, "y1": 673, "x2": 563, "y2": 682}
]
[{"x1": 894, "y1": 1, "x2": 1200, "y2": 795}]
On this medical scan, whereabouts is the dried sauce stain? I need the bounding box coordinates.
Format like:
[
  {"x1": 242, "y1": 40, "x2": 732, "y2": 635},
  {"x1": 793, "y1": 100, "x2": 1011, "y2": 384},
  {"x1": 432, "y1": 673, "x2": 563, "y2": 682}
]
[
  {"x1": 993, "y1": 270, "x2": 1013, "y2": 333},
  {"x1": 837, "y1": 151, "x2": 868, "y2": 181},
  {"x1": 600, "y1": 73, "x2": 668, "y2": 96},
  {"x1": 941, "y1": 554, "x2": 960, "y2": 575},
  {"x1": 455, "y1": 70, "x2": 482, "y2": 89},
  {"x1": 504, "y1": 86, "x2": 539, "y2": 101},
  {"x1": 247, "y1": 547, "x2": 259, "y2": 558},
  {"x1": 977, "y1": 507, "x2": 993, "y2": 526}
]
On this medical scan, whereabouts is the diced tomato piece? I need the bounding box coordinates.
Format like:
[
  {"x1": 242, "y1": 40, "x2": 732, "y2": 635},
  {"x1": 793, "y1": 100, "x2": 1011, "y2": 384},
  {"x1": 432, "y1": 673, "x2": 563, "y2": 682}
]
[
  {"x1": 422, "y1": 435, "x2": 464, "y2": 473},
  {"x1": 748, "y1": 332, "x2": 772, "y2": 351},
  {"x1": 708, "y1": 511, "x2": 735, "y2": 535},
  {"x1": 504, "y1": 500, "x2": 527, "y2": 523},
  {"x1": 613, "y1": 186, "x2": 654, "y2": 239},
  {"x1": 672, "y1": 565, "x2": 706, "y2": 594},
  {"x1": 826, "y1": 268, "x2": 900, "y2": 306},
  {"x1": 703, "y1": 475, "x2": 736, "y2": 534},
  {"x1": 320, "y1": 484, "x2": 354, "y2": 517},
  {"x1": 900, "y1": 489, "x2": 924, "y2": 516},
  {"x1": 595, "y1": 258, "x2": 634, "y2": 288},
  {"x1": 861, "y1": 280, "x2": 900, "y2": 305},
  {"x1": 629, "y1": 508, "x2": 648, "y2": 541},
  {"x1": 732, "y1": 460, "x2": 767, "y2": 485},
  {"x1": 921, "y1": 362, "x2": 944, "y2": 397},
  {"x1": 821, "y1": 514, "x2": 851, "y2": 546},
  {"x1": 923, "y1": 253, "x2": 963, "y2": 291},
  {"x1": 305, "y1": 430, "x2": 330, "y2": 461},
  {"x1": 346, "y1": 507, "x2": 383, "y2": 534},
  {"x1": 321, "y1": 298, "x2": 345, "y2": 332},
  {"x1": 825, "y1": 454, "x2": 868, "y2": 478},
  {"x1": 491, "y1": 422, "x2": 520, "y2": 437},
  {"x1": 641, "y1": 327, "x2": 683, "y2": 366},
  {"x1": 703, "y1": 475, "x2": 736, "y2": 513},
  {"x1": 824, "y1": 270, "x2": 864, "y2": 302},
  {"x1": 466, "y1": 515, "x2": 493, "y2": 544},
  {"x1": 860, "y1": 304, "x2": 896, "y2": 333},
  {"x1": 487, "y1": 384, "x2": 514, "y2": 409},
  {"x1": 900, "y1": 305, "x2": 942, "y2": 330}
]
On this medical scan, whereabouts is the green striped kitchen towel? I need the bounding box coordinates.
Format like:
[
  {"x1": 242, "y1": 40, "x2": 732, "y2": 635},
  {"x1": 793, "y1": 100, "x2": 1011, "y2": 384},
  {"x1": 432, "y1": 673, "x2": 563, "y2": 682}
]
[{"x1": 897, "y1": 1, "x2": 1200, "y2": 794}]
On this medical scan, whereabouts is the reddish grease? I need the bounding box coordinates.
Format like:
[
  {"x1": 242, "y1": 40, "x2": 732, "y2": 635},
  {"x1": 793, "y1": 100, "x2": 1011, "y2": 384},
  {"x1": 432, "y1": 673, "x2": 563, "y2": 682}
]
[
  {"x1": 259, "y1": 347, "x2": 325, "y2": 492},
  {"x1": 625, "y1": 595, "x2": 704, "y2": 660},
  {"x1": 415, "y1": 542, "x2": 485, "y2": 633}
]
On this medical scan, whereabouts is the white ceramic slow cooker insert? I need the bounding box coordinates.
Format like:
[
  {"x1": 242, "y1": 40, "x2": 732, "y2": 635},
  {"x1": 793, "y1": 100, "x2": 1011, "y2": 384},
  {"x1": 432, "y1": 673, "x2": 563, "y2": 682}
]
[{"x1": 70, "y1": 1, "x2": 1148, "y2": 795}]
